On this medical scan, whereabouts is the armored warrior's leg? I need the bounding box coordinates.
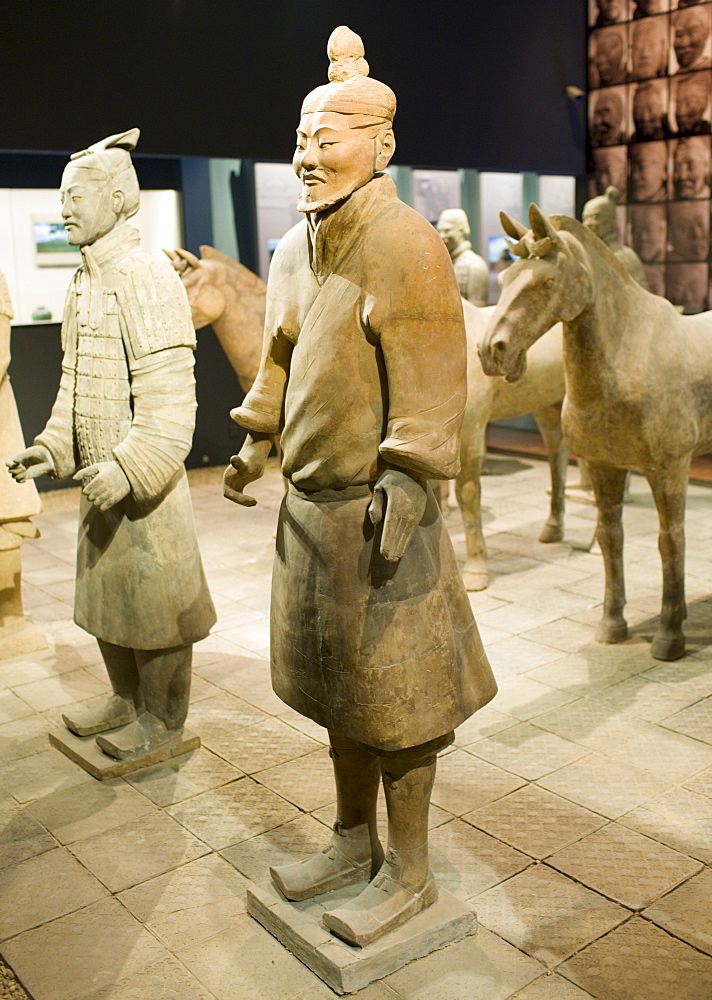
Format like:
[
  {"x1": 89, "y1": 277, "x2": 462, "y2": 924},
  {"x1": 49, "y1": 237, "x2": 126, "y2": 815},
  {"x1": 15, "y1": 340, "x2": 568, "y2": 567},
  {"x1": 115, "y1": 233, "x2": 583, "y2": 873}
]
[
  {"x1": 323, "y1": 744, "x2": 440, "y2": 948},
  {"x1": 95, "y1": 644, "x2": 192, "y2": 760},
  {"x1": 271, "y1": 732, "x2": 383, "y2": 901},
  {"x1": 62, "y1": 640, "x2": 138, "y2": 737}
]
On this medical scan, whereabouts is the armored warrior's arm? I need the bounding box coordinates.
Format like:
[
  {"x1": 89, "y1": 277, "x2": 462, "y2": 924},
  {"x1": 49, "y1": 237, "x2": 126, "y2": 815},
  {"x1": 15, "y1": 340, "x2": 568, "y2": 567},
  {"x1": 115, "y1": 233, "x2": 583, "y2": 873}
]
[
  {"x1": 465, "y1": 257, "x2": 489, "y2": 309},
  {"x1": 111, "y1": 260, "x2": 198, "y2": 503},
  {"x1": 33, "y1": 366, "x2": 77, "y2": 479}
]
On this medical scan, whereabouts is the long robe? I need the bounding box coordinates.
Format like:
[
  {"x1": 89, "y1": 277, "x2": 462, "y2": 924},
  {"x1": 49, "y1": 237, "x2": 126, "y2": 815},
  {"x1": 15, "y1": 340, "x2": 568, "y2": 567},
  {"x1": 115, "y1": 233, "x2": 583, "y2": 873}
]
[{"x1": 235, "y1": 174, "x2": 496, "y2": 750}]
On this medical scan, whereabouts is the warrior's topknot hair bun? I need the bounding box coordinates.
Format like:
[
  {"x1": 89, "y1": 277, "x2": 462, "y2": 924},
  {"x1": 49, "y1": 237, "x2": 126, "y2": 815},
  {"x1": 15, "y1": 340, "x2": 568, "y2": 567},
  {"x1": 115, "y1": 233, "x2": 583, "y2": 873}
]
[{"x1": 327, "y1": 26, "x2": 370, "y2": 82}]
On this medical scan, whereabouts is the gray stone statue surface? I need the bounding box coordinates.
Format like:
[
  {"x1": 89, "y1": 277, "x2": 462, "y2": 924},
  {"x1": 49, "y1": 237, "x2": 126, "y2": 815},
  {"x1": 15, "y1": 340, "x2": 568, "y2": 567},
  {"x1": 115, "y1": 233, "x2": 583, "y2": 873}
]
[
  {"x1": 225, "y1": 26, "x2": 496, "y2": 956},
  {"x1": 582, "y1": 186, "x2": 649, "y2": 289},
  {"x1": 8, "y1": 129, "x2": 216, "y2": 765},
  {"x1": 436, "y1": 208, "x2": 489, "y2": 306}
]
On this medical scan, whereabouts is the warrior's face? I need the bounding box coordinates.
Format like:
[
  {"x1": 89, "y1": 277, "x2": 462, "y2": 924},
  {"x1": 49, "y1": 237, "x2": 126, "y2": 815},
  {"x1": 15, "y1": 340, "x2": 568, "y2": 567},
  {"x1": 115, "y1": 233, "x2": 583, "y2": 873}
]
[
  {"x1": 60, "y1": 163, "x2": 121, "y2": 246},
  {"x1": 437, "y1": 217, "x2": 466, "y2": 254},
  {"x1": 293, "y1": 111, "x2": 393, "y2": 213}
]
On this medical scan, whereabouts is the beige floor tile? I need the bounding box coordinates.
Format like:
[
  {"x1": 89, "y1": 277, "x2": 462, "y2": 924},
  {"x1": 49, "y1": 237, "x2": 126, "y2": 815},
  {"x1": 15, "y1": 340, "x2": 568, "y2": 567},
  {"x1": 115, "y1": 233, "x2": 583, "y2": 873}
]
[
  {"x1": 619, "y1": 786, "x2": 712, "y2": 864},
  {"x1": 215, "y1": 717, "x2": 320, "y2": 774},
  {"x1": 577, "y1": 715, "x2": 712, "y2": 782},
  {"x1": 469, "y1": 723, "x2": 589, "y2": 780},
  {"x1": 536, "y1": 752, "x2": 671, "y2": 819},
  {"x1": 69, "y1": 809, "x2": 209, "y2": 892},
  {"x1": 684, "y1": 765, "x2": 712, "y2": 798},
  {"x1": 509, "y1": 976, "x2": 595, "y2": 999},
  {"x1": 221, "y1": 813, "x2": 333, "y2": 884},
  {"x1": 431, "y1": 749, "x2": 526, "y2": 815},
  {"x1": 12, "y1": 669, "x2": 106, "y2": 712},
  {"x1": 2, "y1": 897, "x2": 170, "y2": 1000},
  {"x1": 276, "y1": 709, "x2": 330, "y2": 745},
  {"x1": 382, "y1": 926, "x2": 542, "y2": 1000},
  {"x1": 477, "y1": 604, "x2": 564, "y2": 635},
  {"x1": 186, "y1": 693, "x2": 269, "y2": 761},
  {"x1": 643, "y1": 867, "x2": 712, "y2": 956},
  {"x1": 464, "y1": 785, "x2": 606, "y2": 860},
  {"x1": 645, "y1": 659, "x2": 712, "y2": 700},
  {"x1": 26, "y1": 776, "x2": 155, "y2": 845},
  {"x1": 474, "y1": 865, "x2": 627, "y2": 967},
  {"x1": 547, "y1": 822, "x2": 702, "y2": 910},
  {"x1": 119, "y1": 853, "x2": 249, "y2": 952},
  {"x1": 429, "y1": 818, "x2": 531, "y2": 900},
  {"x1": 452, "y1": 705, "x2": 517, "y2": 745},
  {"x1": 0, "y1": 787, "x2": 57, "y2": 872},
  {"x1": 0, "y1": 847, "x2": 107, "y2": 941},
  {"x1": 0, "y1": 655, "x2": 76, "y2": 687},
  {"x1": 254, "y1": 748, "x2": 334, "y2": 811},
  {"x1": 489, "y1": 676, "x2": 578, "y2": 722},
  {"x1": 660, "y1": 698, "x2": 712, "y2": 744},
  {"x1": 585, "y1": 674, "x2": 702, "y2": 723},
  {"x1": 78, "y1": 955, "x2": 217, "y2": 1000},
  {"x1": 520, "y1": 618, "x2": 598, "y2": 654},
  {"x1": 167, "y1": 777, "x2": 301, "y2": 850},
  {"x1": 0, "y1": 747, "x2": 92, "y2": 804},
  {"x1": 527, "y1": 652, "x2": 646, "y2": 698},
  {"x1": 483, "y1": 636, "x2": 565, "y2": 677},
  {"x1": 177, "y1": 913, "x2": 326, "y2": 1000},
  {"x1": 560, "y1": 915, "x2": 712, "y2": 1000},
  {"x1": 125, "y1": 747, "x2": 242, "y2": 807},
  {"x1": 0, "y1": 689, "x2": 36, "y2": 725}
]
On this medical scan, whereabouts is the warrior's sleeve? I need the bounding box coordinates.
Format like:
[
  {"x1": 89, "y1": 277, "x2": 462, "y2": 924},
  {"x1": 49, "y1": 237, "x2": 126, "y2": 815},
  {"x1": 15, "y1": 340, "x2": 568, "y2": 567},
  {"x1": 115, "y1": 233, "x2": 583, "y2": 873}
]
[
  {"x1": 375, "y1": 212, "x2": 467, "y2": 480},
  {"x1": 465, "y1": 255, "x2": 490, "y2": 308},
  {"x1": 34, "y1": 279, "x2": 79, "y2": 479},
  {"x1": 231, "y1": 227, "x2": 300, "y2": 434},
  {"x1": 112, "y1": 261, "x2": 197, "y2": 502}
]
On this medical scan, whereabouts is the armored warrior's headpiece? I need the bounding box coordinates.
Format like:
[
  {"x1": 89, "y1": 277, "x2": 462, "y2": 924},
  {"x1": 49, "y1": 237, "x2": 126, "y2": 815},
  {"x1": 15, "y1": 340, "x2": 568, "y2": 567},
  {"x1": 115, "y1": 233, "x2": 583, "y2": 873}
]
[
  {"x1": 69, "y1": 128, "x2": 141, "y2": 219},
  {"x1": 438, "y1": 209, "x2": 471, "y2": 236},
  {"x1": 584, "y1": 186, "x2": 619, "y2": 238},
  {"x1": 301, "y1": 26, "x2": 396, "y2": 128}
]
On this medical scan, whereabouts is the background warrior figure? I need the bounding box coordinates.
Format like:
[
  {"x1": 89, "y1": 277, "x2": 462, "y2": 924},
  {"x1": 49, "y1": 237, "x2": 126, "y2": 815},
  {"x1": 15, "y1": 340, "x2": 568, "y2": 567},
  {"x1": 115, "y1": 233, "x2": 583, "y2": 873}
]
[
  {"x1": 9, "y1": 130, "x2": 215, "y2": 762},
  {"x1": 225, "y1": 27, "x2": 496, "y2": 947}
]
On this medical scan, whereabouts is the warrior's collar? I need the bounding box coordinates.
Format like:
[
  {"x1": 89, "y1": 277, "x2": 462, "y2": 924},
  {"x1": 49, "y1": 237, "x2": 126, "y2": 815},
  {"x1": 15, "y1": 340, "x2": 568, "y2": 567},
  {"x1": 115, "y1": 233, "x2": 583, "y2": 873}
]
[
  {"x1": 450, "y1": 240, "x2": 473, "y2": 261},
  {"x1": 81, "y1": 223, "x2": 141, "y2": 271},
  {"x1": 307, "y1": 172, "x2": 397, "y2": 282}
]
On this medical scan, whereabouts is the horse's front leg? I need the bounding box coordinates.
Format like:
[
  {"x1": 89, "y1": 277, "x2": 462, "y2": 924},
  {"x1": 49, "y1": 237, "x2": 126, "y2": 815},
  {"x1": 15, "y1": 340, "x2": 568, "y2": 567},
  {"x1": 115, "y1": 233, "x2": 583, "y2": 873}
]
[
  {"x1": 646, "y1": 462, "x2": 689, "y2": 661},
  {"x1": 456, "y1": 419, "x2": 488, "y2": 590},
  {"x1": 533, "y1": 404, "x2": 568, "y2": 543},
  {"x1": 588, "y1": 464, "x2": 629, "y2": 644}
]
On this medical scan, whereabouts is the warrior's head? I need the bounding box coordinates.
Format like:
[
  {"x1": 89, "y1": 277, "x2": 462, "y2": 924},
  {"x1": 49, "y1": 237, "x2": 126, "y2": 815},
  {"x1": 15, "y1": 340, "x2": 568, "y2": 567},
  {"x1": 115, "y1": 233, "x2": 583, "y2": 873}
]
[
  {"x1": 582, "y1": 186, "x2": 619, "y2": 246},
  {"x1": 293, "y1": 27, "x2": 396, "y2": 213},
  {"x1": 437, "y1": 209, "x2": 471, "y2": 256},
  {"x1": 60, "y1": 128, "x2": 140, "y2": 246}
]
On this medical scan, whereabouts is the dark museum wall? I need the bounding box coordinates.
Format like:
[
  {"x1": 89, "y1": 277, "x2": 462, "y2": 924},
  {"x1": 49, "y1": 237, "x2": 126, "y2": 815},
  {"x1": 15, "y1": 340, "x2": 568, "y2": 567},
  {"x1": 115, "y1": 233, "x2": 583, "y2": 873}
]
[{"x1": 0, "y1": 0, "x2": 586, "y2": 175}]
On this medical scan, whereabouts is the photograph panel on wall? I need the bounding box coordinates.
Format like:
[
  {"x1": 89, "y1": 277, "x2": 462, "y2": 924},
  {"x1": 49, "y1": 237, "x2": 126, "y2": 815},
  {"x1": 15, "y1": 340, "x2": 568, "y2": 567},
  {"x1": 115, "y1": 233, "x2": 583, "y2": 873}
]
[
  {"x1": 633, "y1": 0, "x2": 671, "y2": 16},
  {"x1": 670, "y1": 133, "x2": 711, "y2": 197},
  {"x1": 671, "y1": 69, "x2": 712, "y2": 134},
  {"x1": 629, "y1": 13, "x2": 670, "y2": 80},
  {"x1": 643, "y1": 262, "x2": 667, "y2": 293},
  {"x1": 667, "y1": 260, "x2": 710, "y2": 308},
  {"x1": 670, "y1": 3, "x2": 712, "y2": 73},
  {"x1": 667, "y1": 197, "x2": 710, "y2": 258},
  {"x1": 629, "y1": 138, "x2": 670, "y2": 200},
  {"x1": 590, "y1": 85, "x2": 629, "y2": 145},
  {"x1": 629, "y1": 202, "x2": 668, "y2": 259},
  {"x1": 628, "y1": 77, "x2": 672, "y2": 139},
  {"x1": 589, "y1": 0, "x2": 633, "y2": 28},
  {"x1": 590, "y1": 145, "x2": 629, "y2": 199},
  {"x1": 590, "y1": 25, "x2": 629, "y2": 87}
]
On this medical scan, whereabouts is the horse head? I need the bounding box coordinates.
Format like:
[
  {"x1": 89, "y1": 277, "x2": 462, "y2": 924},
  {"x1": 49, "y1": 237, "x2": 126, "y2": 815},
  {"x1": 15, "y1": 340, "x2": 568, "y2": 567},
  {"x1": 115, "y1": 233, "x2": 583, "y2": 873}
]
[
  {"x1": 164, "y1": 247, "x2": 227, "y2": 329},
  {"x1": 479, "y1": 204, "x2": 592, "y2": 382}
]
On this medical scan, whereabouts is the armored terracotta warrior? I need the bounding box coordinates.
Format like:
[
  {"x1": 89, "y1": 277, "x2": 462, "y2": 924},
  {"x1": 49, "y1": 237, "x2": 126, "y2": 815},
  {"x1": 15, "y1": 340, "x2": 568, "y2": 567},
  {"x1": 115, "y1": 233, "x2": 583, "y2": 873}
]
[
  {"x1": 582, "y1": 187, "x2": 648, "y2": 289},
  {"x1": 225, "y1": 27, "x2": 496, "y2": 947},
  {"x1": 0, "y1": 273, "x2": 43, "y2": 654},
  {"x1": 8, "y1": 129, "x2": 215, "y2": 761},
  {"x1": 436, "y1": 208, "x2": 489, "y2": 306}
]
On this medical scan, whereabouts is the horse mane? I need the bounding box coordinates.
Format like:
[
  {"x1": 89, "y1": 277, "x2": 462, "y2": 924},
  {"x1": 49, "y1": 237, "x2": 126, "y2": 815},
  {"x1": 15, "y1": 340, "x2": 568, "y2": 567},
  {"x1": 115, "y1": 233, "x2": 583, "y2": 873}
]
[
  {"x1": 198, "y1": 245, "x2": 267, "y2": 293},
  {"x1": 549, "y1": 215, "x2": 638, "y2": 289}
]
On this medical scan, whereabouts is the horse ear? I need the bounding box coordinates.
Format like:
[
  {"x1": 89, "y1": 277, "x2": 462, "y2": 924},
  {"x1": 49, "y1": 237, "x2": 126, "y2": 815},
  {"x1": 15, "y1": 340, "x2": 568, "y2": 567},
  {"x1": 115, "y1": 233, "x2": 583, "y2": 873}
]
[
  {"x1": 175, "y1": 247, "x2": 202, "y2": 270},
  {"x1": 500, "y1": 212, "x2": 528, "y2": 240},
  {"x1": 528, "y1": 203, "x2": 559, "y2": 244}
]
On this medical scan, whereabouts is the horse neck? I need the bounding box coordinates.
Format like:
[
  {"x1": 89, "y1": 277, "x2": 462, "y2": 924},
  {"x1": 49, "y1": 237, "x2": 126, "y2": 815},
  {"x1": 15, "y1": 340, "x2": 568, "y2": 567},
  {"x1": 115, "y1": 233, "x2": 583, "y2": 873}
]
[{"x1": 209, "y1": 269, "x2": 263, "y2": 390}]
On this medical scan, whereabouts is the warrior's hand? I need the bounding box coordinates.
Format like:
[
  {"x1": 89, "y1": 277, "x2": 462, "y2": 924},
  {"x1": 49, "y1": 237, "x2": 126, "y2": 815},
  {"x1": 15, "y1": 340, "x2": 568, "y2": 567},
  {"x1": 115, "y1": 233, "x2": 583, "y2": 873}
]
[
  {"x1": 223, "y1": 434, "x2": 272, "y2": 507},
  {"x1": 74, "y1": 461, "x2": 131, "y2": 512},
  {"x1": 369, "y1": 468, "x2": 427, "y2": 562},
  {"x1": 7, "y1": 445, "x2": 55, "y2": 482}
]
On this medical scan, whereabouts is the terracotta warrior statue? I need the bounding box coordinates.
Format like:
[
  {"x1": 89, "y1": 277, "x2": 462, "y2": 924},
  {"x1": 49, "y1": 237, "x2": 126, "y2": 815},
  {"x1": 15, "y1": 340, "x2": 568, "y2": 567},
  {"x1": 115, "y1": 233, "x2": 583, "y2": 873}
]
[
  {"x1": 0, "y1": 273, "x2": 43, "y2": 655},
  {"x1": 8, "y1": 129, "x2": 216, "y2": 762},
  {"x1": 224, "y1": 27, "x2": 496, "y2": 948},
  {"x1": 436, "y1": 208, "x2": 489, "y2": 306},
  {"x1": 582, "y1": 187, "x2": 648, "y2": 289}
]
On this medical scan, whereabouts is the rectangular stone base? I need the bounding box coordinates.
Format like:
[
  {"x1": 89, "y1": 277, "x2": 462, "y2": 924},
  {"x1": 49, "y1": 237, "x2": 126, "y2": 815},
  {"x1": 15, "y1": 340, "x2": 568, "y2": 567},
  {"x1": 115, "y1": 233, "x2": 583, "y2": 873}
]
[
  {"x1": 48, "y1": 726, "x2": 200, "y2": 780},
  {"x1": 247, "y1": 879, "x2": 476, "y2": 994}
]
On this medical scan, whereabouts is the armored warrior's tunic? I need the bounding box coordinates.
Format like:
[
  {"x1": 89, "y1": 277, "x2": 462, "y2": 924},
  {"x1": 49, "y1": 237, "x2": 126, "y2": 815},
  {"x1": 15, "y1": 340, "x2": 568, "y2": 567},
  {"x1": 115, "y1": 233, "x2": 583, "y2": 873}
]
[
  {"x1": 450, "y1": 242, "x2": 489, "y2": 307},
  {"x1": 36, "y1": 224, "x2": 215, "y2": 649},
  {"x1": 236, "y1": 174, "x2": 496, "y2": 751}
]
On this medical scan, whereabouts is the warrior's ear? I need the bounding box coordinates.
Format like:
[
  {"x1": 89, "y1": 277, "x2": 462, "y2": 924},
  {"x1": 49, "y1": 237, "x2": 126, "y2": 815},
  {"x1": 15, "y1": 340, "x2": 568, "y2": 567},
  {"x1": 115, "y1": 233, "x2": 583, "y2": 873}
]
[
  {"x1": 528, "y1": 203, "x2": 560, "y2": 245},
  {"x1": 500, "y1": 212, "x2": 528, "y2": 240}
]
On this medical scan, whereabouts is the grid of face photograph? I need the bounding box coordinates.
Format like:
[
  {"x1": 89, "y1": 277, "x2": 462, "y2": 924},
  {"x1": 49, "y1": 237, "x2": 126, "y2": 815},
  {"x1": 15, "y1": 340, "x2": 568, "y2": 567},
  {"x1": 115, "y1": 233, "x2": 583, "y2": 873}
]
[{"x1": 588, "y1": 0, "x2": 712, "y2": 310}]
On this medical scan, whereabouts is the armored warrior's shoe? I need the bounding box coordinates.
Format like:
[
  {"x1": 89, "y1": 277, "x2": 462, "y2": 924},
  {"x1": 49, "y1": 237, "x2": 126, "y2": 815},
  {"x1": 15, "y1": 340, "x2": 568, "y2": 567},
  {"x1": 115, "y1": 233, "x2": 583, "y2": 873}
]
[
  {"x1": 62, "y1": 694, "x2": 136, "y2": 737},
  {"x1": 270, "y1": 823, "x2": 381, "y2": 901},
  {"x1": 95, "y1": 710, "x2": 180, "y2": 760}
]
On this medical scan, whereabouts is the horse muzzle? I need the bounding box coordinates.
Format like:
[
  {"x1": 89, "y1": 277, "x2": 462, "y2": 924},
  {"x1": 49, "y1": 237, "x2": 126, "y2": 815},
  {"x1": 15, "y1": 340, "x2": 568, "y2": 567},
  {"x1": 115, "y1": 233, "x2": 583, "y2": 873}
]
[{"x1": 478, "y1": 337, "x2": 528, "y2": 382}]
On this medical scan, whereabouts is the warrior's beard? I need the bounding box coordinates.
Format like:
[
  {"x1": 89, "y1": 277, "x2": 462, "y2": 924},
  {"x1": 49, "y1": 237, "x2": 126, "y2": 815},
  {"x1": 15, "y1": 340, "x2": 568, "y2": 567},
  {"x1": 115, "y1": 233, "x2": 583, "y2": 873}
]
[{"x1": 296, "y1": 175, "x2": 370, "y2": 214}]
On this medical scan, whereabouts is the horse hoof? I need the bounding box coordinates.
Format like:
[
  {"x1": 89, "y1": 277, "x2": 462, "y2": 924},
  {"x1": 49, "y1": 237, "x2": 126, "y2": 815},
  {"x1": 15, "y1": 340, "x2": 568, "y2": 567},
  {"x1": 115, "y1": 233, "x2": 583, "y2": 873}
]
[
  {"x1": 651, "y1": 634, "x2": 686, "y2": 661},
  {"x1": 463, "y1": 569, "x2": 489, "y2": 591},
  {"x1": 539, "y1": 524, "x2": 564, "y2": 544},
  {"x1": 595, "y1": 619, "x2": 628, "y2": 644}
]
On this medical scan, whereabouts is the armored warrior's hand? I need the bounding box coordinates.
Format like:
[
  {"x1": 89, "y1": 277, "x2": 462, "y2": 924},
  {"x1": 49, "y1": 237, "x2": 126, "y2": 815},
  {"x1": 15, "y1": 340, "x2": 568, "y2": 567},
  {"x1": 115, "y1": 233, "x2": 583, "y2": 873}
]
[
  {"x1": 369, "y1": 468, "x2": 428, "y2": 562},
  {"x1": 74, "y1": 461, "x2": 131, "y2": 512},
  {"x1": 223, "y1": 433, "x2": 273, "y2": 507},
  {"x1": 7, "y1": 445, "x2": 56, "y2": 482}
]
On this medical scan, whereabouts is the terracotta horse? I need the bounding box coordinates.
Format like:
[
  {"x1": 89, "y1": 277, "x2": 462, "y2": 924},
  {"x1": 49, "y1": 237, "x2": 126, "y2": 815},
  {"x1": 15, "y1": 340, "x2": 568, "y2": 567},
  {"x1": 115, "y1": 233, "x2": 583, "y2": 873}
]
[
  {"x1": 480, "y1": 203, "x2": 712, "y2": 660},
  {"x1": 168, "y1": 245, "x2": 567, "y2": 591}
]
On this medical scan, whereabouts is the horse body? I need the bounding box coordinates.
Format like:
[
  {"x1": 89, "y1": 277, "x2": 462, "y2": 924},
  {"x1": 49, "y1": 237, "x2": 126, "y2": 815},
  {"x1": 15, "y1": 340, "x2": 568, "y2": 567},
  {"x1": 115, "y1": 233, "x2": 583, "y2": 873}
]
[
  {"x1": 480, "y1": 204, "x2": 712, "y2": 659},
  {"x1": 168, "y1": 245, "x2": 568, "y2": 592}
]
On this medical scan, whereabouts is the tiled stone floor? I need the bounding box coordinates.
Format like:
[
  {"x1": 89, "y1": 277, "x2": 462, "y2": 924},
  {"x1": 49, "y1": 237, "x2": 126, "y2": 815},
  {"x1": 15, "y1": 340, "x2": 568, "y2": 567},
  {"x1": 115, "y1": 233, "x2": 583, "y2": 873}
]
[{"x1": 1, "y1": 456, "x2": 711, "y2": 1000}]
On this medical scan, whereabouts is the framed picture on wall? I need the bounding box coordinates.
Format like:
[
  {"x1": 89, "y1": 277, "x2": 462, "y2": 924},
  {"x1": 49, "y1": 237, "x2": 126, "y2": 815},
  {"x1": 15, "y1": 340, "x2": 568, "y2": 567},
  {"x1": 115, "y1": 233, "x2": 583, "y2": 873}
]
[{"x1": 31, "y1": 215, "x2": 81, "y2": 267}]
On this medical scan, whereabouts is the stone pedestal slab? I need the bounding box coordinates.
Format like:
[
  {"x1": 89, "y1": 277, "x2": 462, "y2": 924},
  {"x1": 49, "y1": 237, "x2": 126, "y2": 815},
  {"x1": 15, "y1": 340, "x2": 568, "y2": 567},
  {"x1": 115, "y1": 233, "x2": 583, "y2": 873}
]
[
  {"x1": 247, "y1": 878, "x2": 476, "y2": 994},
  {"x1": 48, "y1": 725, "x2": 200, "y2": 780}
]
